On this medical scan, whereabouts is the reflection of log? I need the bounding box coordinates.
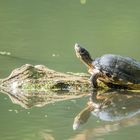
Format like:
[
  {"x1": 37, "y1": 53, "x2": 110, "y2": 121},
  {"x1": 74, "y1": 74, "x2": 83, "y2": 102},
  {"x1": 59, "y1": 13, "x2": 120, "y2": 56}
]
[{"x1": 0, "y1": 64, "x2": 91, "y2": 108}]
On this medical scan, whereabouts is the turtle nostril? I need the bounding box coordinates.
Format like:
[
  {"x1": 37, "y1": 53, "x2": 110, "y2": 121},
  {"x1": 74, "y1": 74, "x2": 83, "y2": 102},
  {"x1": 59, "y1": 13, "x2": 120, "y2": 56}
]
[{"x1": 74, "y1": 43, "x2": 81, "y2": 52}]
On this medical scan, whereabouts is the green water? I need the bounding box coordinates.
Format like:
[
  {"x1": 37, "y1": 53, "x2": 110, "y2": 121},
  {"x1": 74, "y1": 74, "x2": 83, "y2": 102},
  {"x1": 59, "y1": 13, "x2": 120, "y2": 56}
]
[{"x1": 0, "y1": 0, "x2": 140, "y2": 139}]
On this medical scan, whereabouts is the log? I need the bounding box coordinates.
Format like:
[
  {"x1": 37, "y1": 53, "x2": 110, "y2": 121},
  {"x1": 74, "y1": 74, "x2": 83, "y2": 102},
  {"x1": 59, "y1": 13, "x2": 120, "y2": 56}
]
[
  {"x1": 0, "y1": 64, "x2": 91, "y2": 92},
  {"x1": 0, "y1": 64, "x2": 92, "y2": 108}
]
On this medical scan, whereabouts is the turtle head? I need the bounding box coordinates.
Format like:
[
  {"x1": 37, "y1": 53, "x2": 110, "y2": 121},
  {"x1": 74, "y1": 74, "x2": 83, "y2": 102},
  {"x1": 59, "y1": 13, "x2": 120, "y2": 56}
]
[{"x1": 74, "y1": 43, "x2": 93, "y2": 68}]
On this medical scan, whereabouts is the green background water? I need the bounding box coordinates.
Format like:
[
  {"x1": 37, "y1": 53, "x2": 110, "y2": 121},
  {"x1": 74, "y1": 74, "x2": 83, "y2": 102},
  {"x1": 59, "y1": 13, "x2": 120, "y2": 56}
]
[{"x1": 0, "y1": 0, "x2": 140, "y2": 139}]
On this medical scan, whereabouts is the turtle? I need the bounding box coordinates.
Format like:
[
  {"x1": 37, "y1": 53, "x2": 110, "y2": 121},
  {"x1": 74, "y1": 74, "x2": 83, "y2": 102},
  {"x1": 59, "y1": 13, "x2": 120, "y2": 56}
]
[{"x1": 74, "y1": 43, "x2": 140, "y2": 89}]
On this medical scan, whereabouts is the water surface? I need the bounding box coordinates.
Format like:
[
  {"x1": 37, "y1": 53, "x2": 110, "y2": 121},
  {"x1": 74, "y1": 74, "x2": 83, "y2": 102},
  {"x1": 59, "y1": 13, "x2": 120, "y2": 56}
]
[{"x1": 0, "y1": 0, "x2": 140, "y2": 140}]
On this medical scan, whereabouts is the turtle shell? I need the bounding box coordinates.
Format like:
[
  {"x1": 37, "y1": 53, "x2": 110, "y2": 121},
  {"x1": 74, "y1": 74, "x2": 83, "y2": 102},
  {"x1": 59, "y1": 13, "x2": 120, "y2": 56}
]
[{"x1": 93, "y1": 54, "x2": 140, "y2": 84}]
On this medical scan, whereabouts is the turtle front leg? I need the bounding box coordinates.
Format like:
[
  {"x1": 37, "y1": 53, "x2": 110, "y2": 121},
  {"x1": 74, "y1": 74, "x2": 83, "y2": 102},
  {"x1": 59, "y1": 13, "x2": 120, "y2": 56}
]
[
  {"x1": 90, "y1": 70, "x2": 101, "y2": 88},
  {"x1": 90, "y1": 74, "x2": 98, "y2": 88}
]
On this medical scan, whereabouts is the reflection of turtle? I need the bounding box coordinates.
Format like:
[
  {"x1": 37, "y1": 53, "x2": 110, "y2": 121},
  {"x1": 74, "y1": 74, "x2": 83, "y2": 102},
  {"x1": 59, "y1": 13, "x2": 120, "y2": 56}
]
[
  {"x1": 74, "y1": 43, "x2": 140, "y2": 89},
  {"x1": 73, "y1": 90, "x2": 140, "y2": 130},
  {"x1": 73, "y1": 101, "x2": 102, "y2": 130}
]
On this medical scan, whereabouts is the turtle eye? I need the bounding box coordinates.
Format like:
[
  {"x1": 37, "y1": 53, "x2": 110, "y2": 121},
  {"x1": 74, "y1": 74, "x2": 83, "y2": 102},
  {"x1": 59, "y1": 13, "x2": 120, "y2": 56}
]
[{"x1": 80, "y1": 48, "x2": 86, "y2": 54}]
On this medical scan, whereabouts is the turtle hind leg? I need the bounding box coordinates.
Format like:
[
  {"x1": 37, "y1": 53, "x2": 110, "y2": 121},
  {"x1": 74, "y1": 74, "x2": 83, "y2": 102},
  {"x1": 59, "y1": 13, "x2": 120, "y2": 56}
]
[{"x1": 106, "y1": 83, "x2": 128, "y2": 89}]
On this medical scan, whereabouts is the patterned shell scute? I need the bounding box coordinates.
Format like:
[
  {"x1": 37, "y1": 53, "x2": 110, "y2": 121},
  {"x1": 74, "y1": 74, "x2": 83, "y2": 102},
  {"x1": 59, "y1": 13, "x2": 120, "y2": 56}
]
[{"x1": 93, "y1": 54, "x2": 140, "y2": 83}]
